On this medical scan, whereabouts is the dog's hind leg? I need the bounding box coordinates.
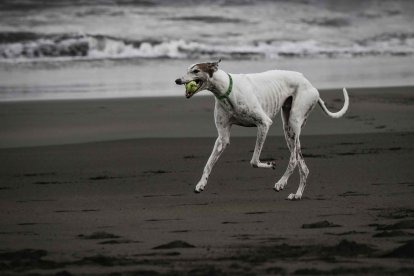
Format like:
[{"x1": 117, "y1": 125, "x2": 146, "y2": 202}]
[
  {"x1": 274, "y1": 97, "x2": 296, "y2": 192},
  {"x1": 282, "y1": 88, "x2": 318, "y2": 200},
  {"x1": 287, "y1": 138, "x2": 309, "y2": 200},
  {"x1": 275, "y1": 114, "x2": 307, "y2": 200}
]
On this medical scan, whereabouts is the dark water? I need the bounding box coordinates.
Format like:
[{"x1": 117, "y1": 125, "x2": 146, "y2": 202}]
[{"x1": 0, "y1": 0, "x2": 413, "y2": 62}]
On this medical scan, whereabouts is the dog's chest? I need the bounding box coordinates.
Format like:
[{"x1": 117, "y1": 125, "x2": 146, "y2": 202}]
[{"x1": 220, "y1": 100, "x2": 262, "y2": 127}]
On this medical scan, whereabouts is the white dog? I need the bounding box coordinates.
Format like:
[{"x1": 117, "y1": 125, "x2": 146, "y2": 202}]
[{"x1": 175, "y1": 60, "x2": 349, "y2": 200}]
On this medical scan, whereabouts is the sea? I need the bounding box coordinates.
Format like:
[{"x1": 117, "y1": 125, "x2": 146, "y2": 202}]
[{"x1": 0, "y1": 0, "x2": 413, "y2": 101}]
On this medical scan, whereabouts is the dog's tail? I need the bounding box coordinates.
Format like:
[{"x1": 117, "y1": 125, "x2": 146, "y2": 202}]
[{"x1": 318, "y1": 88, "x2": 349, "y2": 119}]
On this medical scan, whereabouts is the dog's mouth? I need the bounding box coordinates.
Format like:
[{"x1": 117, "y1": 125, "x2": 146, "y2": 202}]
[{"x1": 185, "y1": 79, "x2": 203, "y2": 99}]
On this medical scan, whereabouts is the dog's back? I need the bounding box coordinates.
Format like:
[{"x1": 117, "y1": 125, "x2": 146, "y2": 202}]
[{"x1": 234, "y1": 70, "x2": 314, "y2": 119}]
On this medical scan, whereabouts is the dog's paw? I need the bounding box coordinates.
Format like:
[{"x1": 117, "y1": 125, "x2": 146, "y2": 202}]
[
  {"x1": 194, "y1": 184, "x2": 205, "y2": 193},
  {"x1": 274, "y1": 180, "x2": 286, "y2": 192},
  {"x1": 286, "y1": 193, "x2": 301, "y2": 200},
  {"x1": 251, "y1": 160, "x2": 276, "y2": 169},
  {"x1": 267, "y1": 161, "x2": 276, "y2": 170}
]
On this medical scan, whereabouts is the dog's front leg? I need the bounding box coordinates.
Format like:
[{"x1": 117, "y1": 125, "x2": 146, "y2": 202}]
[
  {"x1": 250, "y1": 119, "x2": 275, "y2": 169},
  {"x1": 195, "y1": 124, "x2": 231, "y2": 193}
]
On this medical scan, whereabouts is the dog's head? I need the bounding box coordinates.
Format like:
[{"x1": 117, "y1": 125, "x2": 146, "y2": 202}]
[{"x1": 175, "y1": 59, "x2": 221, "y2": 99}]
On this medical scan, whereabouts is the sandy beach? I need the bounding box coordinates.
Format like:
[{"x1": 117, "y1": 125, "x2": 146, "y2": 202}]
[{"x1": 1, "y1": 85, "x2": 414, "y2": 275}]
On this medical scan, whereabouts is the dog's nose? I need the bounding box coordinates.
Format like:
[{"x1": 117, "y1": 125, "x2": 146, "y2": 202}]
[{"x1": 175, "y1": 78, "x2": 183, "y2": 85}]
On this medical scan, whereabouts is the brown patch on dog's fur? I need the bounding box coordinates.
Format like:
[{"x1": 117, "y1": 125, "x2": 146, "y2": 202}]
[
  {"x1": 192, "y1": 60, "x2": 220, "y2": 77},
  {"x1": 195, "y1": 63, "x2": 215, "y2": 77}
]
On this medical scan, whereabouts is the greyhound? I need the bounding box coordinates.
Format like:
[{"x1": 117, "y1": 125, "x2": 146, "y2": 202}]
[{"x1": 175, "y1": 60, "x2": 349, "y2": 200}]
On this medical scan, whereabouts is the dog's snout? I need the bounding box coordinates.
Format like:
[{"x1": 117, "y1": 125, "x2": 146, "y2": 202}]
[{"x1": 175, "y1": 78, "x2": 183, "y2": 85}]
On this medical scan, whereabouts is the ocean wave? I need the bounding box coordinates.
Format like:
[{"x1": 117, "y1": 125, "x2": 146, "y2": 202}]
[{"x1": 0, "y1": 32, "x2": 413, "y2": 63}]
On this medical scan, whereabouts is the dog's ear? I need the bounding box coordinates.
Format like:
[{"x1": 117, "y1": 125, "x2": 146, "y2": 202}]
[
  {"x1": 210, "y1": 58, "x2": 221, "y2": 68},
  {"x1": 206, "y1": 59, "x2": 221, "y2": 77}
]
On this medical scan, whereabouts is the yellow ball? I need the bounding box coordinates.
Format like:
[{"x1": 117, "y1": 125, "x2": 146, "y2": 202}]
[{"x1": 185, "y1": 81, "x2": 198, "y2": 93}]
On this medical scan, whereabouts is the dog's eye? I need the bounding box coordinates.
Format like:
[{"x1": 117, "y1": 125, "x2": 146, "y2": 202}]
[{"x1": 192, "y1": 69, "x2": 200, "y2": 74}]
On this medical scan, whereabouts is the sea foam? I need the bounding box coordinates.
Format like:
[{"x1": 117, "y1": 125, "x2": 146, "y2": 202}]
[{"x1": 0, "y1": 32, "x2": 413, "y2": 63}]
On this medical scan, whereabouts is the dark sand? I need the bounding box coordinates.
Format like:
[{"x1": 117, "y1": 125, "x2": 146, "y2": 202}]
[
  {"x1": 0, "y1": 86, "x2": 414, "y2": 275},
  {"x1": 1, "y1": 86, "x2": 413, "y2": 148}
]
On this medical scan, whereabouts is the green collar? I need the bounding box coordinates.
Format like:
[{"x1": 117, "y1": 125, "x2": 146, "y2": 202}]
[{"x1": 215, "y1": 73, "x2": 233, "y2": 101}]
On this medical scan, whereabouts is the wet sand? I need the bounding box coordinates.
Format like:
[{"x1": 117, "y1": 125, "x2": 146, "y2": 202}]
[
  {"x1": 0, "y1": 86, "x2": 414, "y2": 275},
  {"x1": 1, "y1": 86, "x2": 413, "y2": 148}
]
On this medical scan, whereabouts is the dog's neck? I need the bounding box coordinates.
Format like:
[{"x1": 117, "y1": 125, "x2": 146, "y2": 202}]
[{"x1": 208, "y1": 69, "x2": 231, "y2": 98}]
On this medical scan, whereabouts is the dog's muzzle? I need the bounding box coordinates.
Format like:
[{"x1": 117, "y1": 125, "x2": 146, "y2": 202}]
[{"x1": 175, "y1": 78, "x2": 203, "y2": 99}]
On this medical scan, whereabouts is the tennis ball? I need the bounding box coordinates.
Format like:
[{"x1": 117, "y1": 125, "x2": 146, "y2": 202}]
[{"x1": 185, "y1": 80, "x2": 199, "y2": 93}]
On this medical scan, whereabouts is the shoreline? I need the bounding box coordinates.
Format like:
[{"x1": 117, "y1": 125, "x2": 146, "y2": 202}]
[{"x1": 0, "y1": 84, "x2": 413, "y2": 103}]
